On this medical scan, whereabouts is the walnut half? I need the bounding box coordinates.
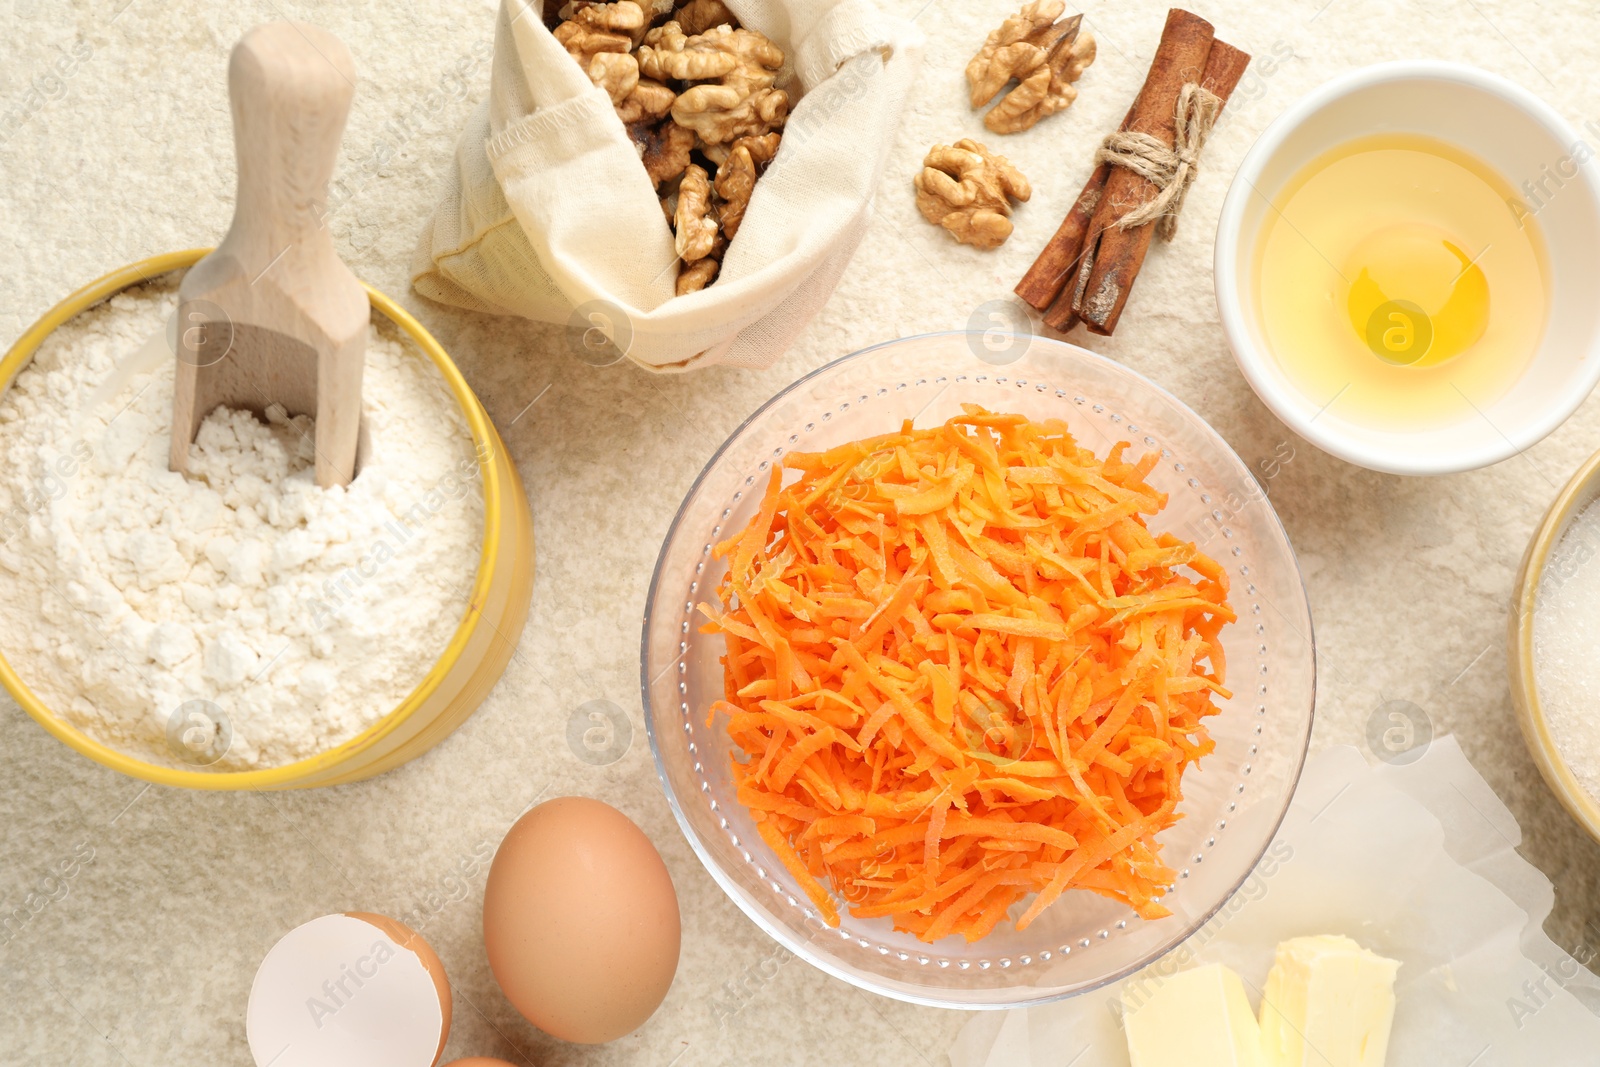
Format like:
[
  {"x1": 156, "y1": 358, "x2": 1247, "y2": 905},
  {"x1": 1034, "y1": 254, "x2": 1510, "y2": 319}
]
[
  {"x1": 664, "y1": 25, "x2": 788, "y2": 145},
  {"x1": 984, "y1": 26, "x2": 1094, "y2": 134},
  {"x1": 555, "y1": 1, "x2": 646, "y2": 54},
  {"x1": 638, "y1": 19, "x2": 739, "y2": 81},
  {"x1": 674, "y1": 163, "x2": 720, "y2": 262},
  {"x1": 630, "y1": 119, "x2": 696, "y2": 186},
  {"x1": 676, "y1": 255, "x2": 720, "y2": 295},
  {"x1": 675, "y1": 0, "x2": 735, "y2": 36},
  {"x1": 914, "y1": 139, "x2": 1031, "y2": 250},
  {"x1": 615, "y1": 77, "x2": 675, "y2": 124},
  {"x1": 966, "y1": 1, "x2": 1070, "y2": 108},
  {"x1": 966, "y1": 3, "x2": 1095, "y2": 134},
  {"x1": 712, "y1": 131, "x2": 781, "y2": 239}
]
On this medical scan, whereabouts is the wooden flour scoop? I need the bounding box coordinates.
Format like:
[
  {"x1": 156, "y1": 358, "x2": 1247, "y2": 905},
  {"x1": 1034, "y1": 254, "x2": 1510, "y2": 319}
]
[{"x1": 170, "y1": 22, "x2": 367, "y2": 489}]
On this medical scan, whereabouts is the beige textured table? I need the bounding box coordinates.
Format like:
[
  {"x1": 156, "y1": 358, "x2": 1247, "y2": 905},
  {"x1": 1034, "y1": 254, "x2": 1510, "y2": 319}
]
[{"x1": 3, "y1": 1, "x2": 1598, "y2": 1063}]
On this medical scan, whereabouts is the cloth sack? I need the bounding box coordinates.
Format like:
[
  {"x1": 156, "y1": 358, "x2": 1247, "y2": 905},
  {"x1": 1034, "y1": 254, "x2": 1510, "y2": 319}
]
[{"x1": 413, "y1": 0, "x2": 924, "y2": 371}]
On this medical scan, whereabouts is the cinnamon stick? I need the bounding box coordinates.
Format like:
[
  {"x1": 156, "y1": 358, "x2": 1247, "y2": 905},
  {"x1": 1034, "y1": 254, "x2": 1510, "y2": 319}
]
[
  {"x1": 1197, "y1": 41, "x2": 1253, "y2": 107},
  {"x1": 1015, "y1": 84, "x2": 1145, "y2": 313},
  {"x1": 1014, "y1": 161, "x2": 1110, "y2": 311},
  {"x1": 1019, "y1": 13, "x2": 1251, "y2": 334},
  {"x1": 1043, "y1": 35, "x2": 1249, "y2": 332},
  {"x1": 1045, "y1": 224, "x2": 1094, "y2": 331},
  {"x1": 1065, "y1": 9, "x2": 1214, "y2": 335},
  {"x1": 1027, "y1": 12, "x2": 1203, "y2": 330}
]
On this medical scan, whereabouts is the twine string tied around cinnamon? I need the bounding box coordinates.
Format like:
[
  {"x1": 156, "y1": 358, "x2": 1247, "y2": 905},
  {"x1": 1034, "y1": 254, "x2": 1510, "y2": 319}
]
[{"x1": 1092, "y1": 81, "x2": 1222, "y2": 242}]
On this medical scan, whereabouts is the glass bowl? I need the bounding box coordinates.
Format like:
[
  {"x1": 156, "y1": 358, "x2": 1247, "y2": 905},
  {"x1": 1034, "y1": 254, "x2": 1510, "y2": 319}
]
[{"x1": 641, "y1": 333, "x2": 1315, "y2": 1008}]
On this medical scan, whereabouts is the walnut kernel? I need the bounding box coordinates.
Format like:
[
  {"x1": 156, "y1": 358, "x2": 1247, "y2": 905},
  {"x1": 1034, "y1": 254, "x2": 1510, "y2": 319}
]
[
  {"x1": 913, "y1": 139, "x2": 1031, "y2": 249},
  {"x1": 675, "y1": 163, "x2": 720, "y2": 262}
]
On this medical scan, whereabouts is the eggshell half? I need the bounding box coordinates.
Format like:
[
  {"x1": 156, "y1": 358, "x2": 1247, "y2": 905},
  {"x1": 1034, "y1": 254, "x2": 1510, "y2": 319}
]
[
  {"x1": 247, "y1": 912, "x2": 451, "y2": 1067},
  {"x1": 482, "y1": 797, "x2": 681, "y2": 1044}
]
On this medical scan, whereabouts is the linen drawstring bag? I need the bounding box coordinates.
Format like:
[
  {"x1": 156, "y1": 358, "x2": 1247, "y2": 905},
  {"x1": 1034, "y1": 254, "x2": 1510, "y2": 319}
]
[{"x1": 413, "y1": 0, "x2": 924, "y2": 370}]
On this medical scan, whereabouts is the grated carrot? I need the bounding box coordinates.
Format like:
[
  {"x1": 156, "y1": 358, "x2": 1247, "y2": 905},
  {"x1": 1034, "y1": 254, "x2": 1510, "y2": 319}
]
[{"x1": 700, "y1": 407, "x2": 1233, "y2": 944}]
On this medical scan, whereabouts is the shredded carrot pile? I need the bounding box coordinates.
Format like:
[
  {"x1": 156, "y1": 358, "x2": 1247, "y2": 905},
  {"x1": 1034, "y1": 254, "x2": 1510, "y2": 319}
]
[{"x1": 699, "y1": 407, "x2": 1234, "y2": 943}]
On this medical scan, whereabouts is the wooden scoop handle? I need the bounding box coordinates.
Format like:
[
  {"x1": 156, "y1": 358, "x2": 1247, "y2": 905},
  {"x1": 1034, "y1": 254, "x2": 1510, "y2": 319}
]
[
  {"x1": 227, "y1": 22, "x2": 355, "y2": 266},
  {"x1": 171, "y1": 22, "x2": 368, "y2": 489}
]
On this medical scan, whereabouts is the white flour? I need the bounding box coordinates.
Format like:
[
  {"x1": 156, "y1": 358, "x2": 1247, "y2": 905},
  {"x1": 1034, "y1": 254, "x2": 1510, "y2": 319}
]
[{"x1": 0, "y1": 276, "x2": 483, "y2": 770}]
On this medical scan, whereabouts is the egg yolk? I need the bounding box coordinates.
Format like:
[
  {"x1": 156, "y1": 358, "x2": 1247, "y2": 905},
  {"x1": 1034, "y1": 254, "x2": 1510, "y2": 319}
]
[{"x1": 1344, "y1": 222, "x2": 1490, "y2": 367}]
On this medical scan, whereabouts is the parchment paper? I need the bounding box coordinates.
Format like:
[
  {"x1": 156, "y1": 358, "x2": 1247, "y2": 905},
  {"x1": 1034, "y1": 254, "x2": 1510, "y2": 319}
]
[{"x1": 949, "y1": 737, "x2": 1600, "y2": 1067}]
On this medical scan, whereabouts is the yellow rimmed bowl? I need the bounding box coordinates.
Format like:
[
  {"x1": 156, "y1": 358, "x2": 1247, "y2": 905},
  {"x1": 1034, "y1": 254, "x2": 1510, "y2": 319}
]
[
  {"x1": 1510, "y1": 449, "x2": 1600, "y2": 842},
  {"x1": 1, "y1": 249, "x2": 534, "y2": 790}
]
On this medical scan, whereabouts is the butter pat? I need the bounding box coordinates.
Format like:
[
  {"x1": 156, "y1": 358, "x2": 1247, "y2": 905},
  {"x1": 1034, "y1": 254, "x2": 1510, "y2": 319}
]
[
  {"x1": 1122, "y1": 963, "x2": 1269, "y2": 1067},
  {"x1": 1259, "y1": 935, "x2": 1400, "y2": 1067}
]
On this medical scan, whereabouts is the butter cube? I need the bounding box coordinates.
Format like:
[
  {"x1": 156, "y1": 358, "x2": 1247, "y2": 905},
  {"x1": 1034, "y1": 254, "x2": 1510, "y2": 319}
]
[
  {"x1": 1258, "y1": 935, "x2": 1399, "y2": 1067},
  {"x1": 1122, "y1": 963, "x2": 1270, "y2": 1067}
]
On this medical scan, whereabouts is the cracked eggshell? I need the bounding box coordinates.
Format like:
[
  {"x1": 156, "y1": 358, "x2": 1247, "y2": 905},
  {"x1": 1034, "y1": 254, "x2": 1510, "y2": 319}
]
[
  {"x1": 247, "y1": 912, "x2": 452, "y2": 1067},
  {"x1": 482, "y1": 797, "x2": 681, "y2": 1044}
]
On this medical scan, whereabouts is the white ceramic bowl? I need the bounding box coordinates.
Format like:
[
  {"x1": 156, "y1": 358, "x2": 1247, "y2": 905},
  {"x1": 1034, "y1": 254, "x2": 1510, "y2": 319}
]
[{"x1": 1215, "y1": 61, "x2": 1600, "y2": 476}]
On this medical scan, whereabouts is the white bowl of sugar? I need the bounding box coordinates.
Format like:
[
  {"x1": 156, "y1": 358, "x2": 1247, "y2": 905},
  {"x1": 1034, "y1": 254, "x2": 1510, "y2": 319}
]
[{"x1": 1512, "y1": 449, "x2": 1600, "y2": 844}]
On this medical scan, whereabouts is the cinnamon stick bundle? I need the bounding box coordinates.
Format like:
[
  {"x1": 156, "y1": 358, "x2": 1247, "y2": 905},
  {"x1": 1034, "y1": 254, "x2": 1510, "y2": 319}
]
[
  {"x1": 1015, "y1": 10, "x2": 1250, "y2": 335},
  {"x1": 1012, "y1": 159, "x2": 1114, "y2": 311}
]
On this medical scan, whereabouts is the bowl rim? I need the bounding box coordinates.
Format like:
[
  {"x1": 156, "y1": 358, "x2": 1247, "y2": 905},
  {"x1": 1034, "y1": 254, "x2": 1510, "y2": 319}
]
[
  {"x1": 640, "y1": 330, "x2": 1317, "y2": 1008},
  {"x1": 1508, "y1": 448, "x2": 1600, "y2": 843},
  {"x1": 0, "y1": 248, "x2": 508, "y2": 789},
  {"x1": 1214, "y1": 59, "x2": 1600, "y2": 476}
]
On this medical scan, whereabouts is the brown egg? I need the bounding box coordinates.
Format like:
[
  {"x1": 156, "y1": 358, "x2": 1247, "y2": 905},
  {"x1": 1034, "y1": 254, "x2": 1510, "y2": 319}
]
[
  {"x1": 482, "y1": 797, "x2": 680, "y2": 1044},
  {"x1": 441, "y1": 1060, "x2": 518, "y2": 1067}
]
